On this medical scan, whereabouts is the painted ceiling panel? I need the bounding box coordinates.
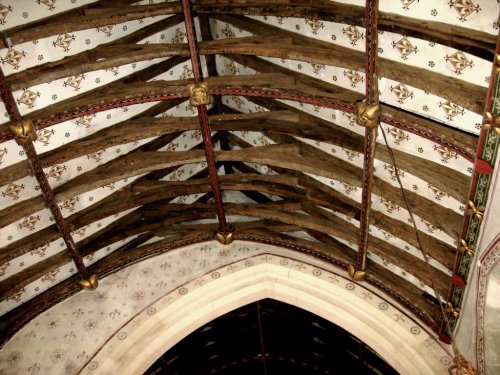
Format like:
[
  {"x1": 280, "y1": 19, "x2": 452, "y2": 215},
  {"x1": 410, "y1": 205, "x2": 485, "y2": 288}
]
[{"x1": 0, "y1": 0, "x2": 497, "y2": 353}]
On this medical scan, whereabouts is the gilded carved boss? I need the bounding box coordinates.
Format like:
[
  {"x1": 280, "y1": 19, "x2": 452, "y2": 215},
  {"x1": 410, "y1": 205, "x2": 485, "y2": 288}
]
[
  {"x1": 9, "y1": 119, "x2": 37, "y2": 145},
  {"x1": 187, "y1": 82, "x2": 212, "y2": 107},
  {"x1": 354, "y1": 102, "x2": 380, "y2": 129}
]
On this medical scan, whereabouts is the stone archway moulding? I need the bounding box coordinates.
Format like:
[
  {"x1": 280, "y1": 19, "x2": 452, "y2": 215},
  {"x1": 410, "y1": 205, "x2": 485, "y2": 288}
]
[{"x1": 0, "y1": 241, "x2": 453, "y2": 375}]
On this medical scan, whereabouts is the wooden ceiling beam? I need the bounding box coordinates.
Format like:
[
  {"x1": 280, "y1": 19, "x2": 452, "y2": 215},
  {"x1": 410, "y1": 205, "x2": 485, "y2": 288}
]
[
  {"x1": 225, "y1": 54, "x2": 477, "y2": 154},
  {"x1": 211, "y1": 14, "x2": 487, "y2": 114},
  {"x1": 1, "y1": 2, "x2": 183, "y2": 47},
  {"x1": 193, "y1": 0, "x2": 495, "y2": 59},
  {"x1": 236, "y1": 130, "x2": 462, "y2": 240},
  {"x1": 301, "y1": 202, "x2": 449, "y2": 297},
  {"x1": 224, "y1": 96, "x2": 470, "y2": 204},
  {"x1": 355, "y1": 0, "x2": 379, "y2": 274},
  {"x1": 0, "y1": 225, "x2": 441, "y2": 344},
  {"x1": 228, "y1": 135, "x2": 456, "y2": 269}
]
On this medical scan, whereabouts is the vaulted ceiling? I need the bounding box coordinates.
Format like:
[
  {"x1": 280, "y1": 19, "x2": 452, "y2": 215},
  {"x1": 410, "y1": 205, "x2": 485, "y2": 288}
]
[{"x1": 0, "y1": 0, "x2": 497, "y2": 345}]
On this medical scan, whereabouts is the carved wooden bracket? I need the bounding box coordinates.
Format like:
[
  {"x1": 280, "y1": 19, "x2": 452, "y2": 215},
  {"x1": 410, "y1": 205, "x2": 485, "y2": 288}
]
[
  {"x1": 9, "y1": 119, "x2": 37, "y2": 145},
  {"x1": 216, "y1": 227, "x2": 234, "y2": 245},
  {"x1": 466, "y1": 200, "x2": 484, "y2": 221},
  {"x1": 445, "y1": 302, "x2": 460, "y2": 318},
  {"x1": 188, "y1": 82, "x2": 212, "y2": 106},
  {"x1": 483, "y1": 112, "x2": 500, "y2": 135},
  {"x1": 448, "y1": 355, "x2": 479, "y2": 375},
  {"x1": 79, "y1": 274, "x2": 99, "y2": 291},
  {"x1": 458, "y1": 239, "x2": 475, "y2": 257},
  {"x1": 354, "y1": 102, "x2": 380, "y2": 129},
  {"x1": 348, "y1": 264, "x2": 366, "y2": 281}
]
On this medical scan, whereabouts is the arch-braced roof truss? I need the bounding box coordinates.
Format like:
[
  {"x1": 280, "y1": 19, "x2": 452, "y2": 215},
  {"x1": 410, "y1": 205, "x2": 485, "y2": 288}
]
[{"x1": 0, "y1": 0, "x2": 498, "y2": 344}]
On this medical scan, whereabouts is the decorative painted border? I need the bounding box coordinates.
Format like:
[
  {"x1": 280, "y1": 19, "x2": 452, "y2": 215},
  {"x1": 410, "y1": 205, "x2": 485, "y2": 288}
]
[
  {"x1": 476, "y1": 235, "x2": 500, "y2": 374},
  {"x1": 441, "y1": 42, "x2": 500, "y2": 339}
]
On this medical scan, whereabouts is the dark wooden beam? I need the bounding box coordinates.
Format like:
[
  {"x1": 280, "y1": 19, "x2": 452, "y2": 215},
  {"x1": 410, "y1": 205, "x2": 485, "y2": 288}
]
[
  {"x1": 193, "y1": 0, "x2": 495, "y2": 59},
  {"x1": 0, "y1": 67, "x2": 91, "y2": 283},
  {"x1": 211, "y1": 14, "x2": 487, "y2": 114},
  {"x1": 1, "y1": 2, "x2": 183, "y2": 47}
]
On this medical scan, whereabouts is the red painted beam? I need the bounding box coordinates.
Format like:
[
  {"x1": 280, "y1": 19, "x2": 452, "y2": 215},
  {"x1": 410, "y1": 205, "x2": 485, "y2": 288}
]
[
  {"x1": 356, "y1": 0, "x2": 379, "y2": 273},
  {"x1": 0, "y1": 87, "x2": 474, "y2": 161},
  {"x1": 181, "y1": 0, "x2": 229, "y2": 234},
  {"x1": 0, "y1": 67, "x2": 91, "y2": 282}
]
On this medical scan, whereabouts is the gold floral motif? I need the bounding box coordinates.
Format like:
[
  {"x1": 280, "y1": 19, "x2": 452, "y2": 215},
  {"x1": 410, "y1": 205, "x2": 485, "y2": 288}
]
[
  {"x1": 2, "y1": 183, "x2": 24, "y2": 200},
  {"x1": 42, "y1": 268, "x2": 60, "y2": 283},
  {"x1": 380, "y1": 198, "x2": 400, "y2": 214},
  {"x1": 421, "y1": 218, "x2": 438, "y2": 233},
  {"x1": 305, "y1": 18, "x2": 324, "y2": 34},
  {"x1": 63, "y1": 74, "x2": 85, "y2": 90},
  {"x1": 18, "y1": 215, "x2": 40, "y2": 231},
  {"x1": 392, "y1": 37, "x2": 418, "y2": 60},
  {"x1": 1, "y1": 48, "x2": 26, "y2": 70},
  {"x1": 30, "y1": 243, "x2": 50, "y2": 257},
  {"x1": 180, "y1": 64, "x2": 193, "y2": 80},
  {"x1": 0, "y1": 4, "x2": 12, "y2": 25},
  {"x1": 343, "y1": 148, "x2": 360, "y2": 161},
  {"x1": 7, "y1": 288, "x2": 25, "y2": 302},
  {"x1": 46, "y1": 164, "x2": 67, "y2": 181},
  {"x1": 384, "y1": 164, "x2": 404, "y2": 180},
  {"x1": 342, "y1": 25, "x2": 364, "y2": 46},
  {"x1": 387, "y1": 128, "x2": 410, "y2": 145},
  {"x1": 428, "y1": 183, "x2": 449, "y2": 200},
  {"x1": 52, "y1": 33, "x2": 76, "y2": 52},
  {"x1": 105, "y1": 66, "x2": 119, "y2": 75},
  {"x1": 310, "y1": 63, "x2": 326, "y2": 74},
  {"x1": 434, "y1": 145, "x2": 459, "y2": 163},
  {"x1": 390, "y1": 83, "x2": 414, "y2": 104},
  {"x1": 97, "y1": 25, "x2": 113, "y2": 37},
  {"x1": 400, "y1": 0, "x2": 419, "y2": 10},
  {"x1": 37, "y1": 0, "x2": 56, "y2": 10},
  {"x1": 76, "y1": 114, "x2": 94, "y2": 128},
  {"x1": 87, "y1": 150, "x2": 104, "y2": 163},
  {"x1": 449, "y1": 0, "x2": 481, "y2": 21},
  {"x1": 59, "y1": 197, "x2": 79, "y2": 212},
  {"x1": 344, "y1": 70, "x2": 364, "y2": 87},
  {"x1": 36, "y1": 129, "x2": 55, "y2": 146},
  {"x1": 72, "y1": 225, "x2": 89, "y2": 237},
  {"x1": 16, "y1": 90, "x2": 41, "y2": 109},
  {"x1": 445, "y1": 51, "x2": 473, "y2": 74}
]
